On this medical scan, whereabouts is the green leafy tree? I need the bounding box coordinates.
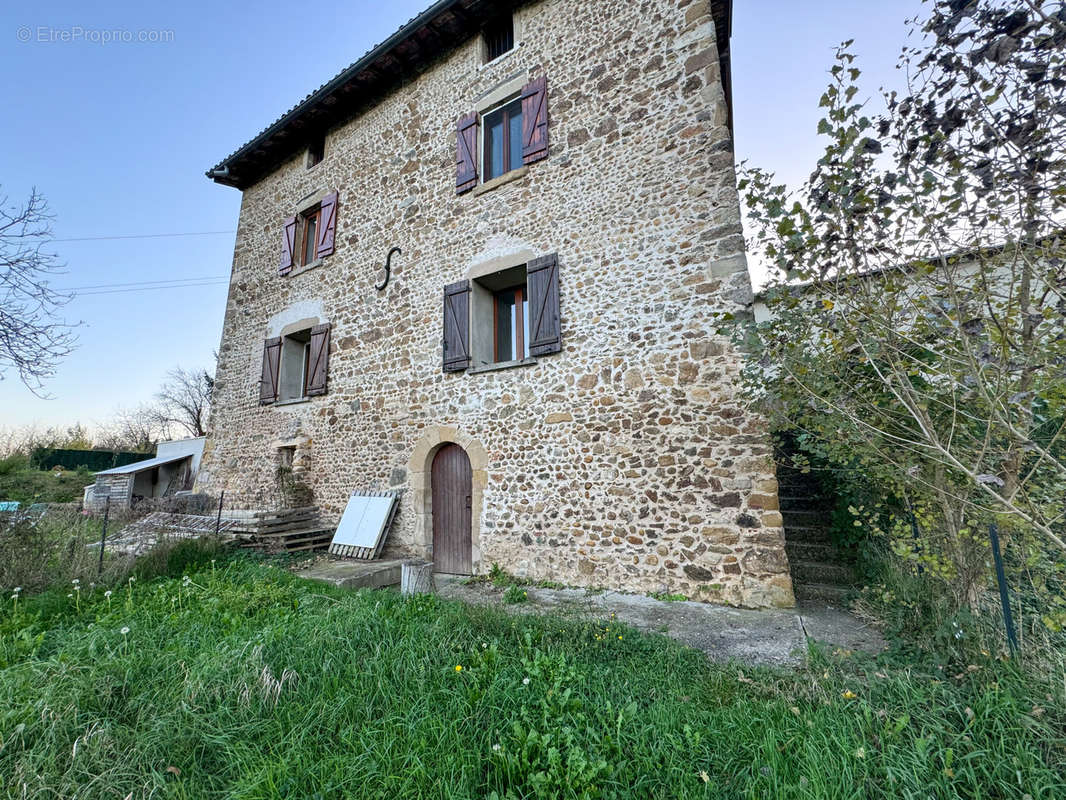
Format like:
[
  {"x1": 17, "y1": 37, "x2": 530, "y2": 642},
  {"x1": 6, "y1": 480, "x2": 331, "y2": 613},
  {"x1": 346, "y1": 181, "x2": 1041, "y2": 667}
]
[{"x1": 733, "y1": 1, "x2": 1066, "y2": 617}]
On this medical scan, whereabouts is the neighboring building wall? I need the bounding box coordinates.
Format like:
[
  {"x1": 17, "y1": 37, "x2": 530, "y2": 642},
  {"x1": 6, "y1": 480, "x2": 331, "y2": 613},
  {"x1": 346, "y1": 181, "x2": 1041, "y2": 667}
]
[
  {"x1": 156, "y1": 438, "x2": 206, "y2": 476},
  {"x1": 198, "y1": 0, "x2": 792, "y2": 607},
  {"x1": 87, "y1": 474, "x2": 133, "y2": 512}
]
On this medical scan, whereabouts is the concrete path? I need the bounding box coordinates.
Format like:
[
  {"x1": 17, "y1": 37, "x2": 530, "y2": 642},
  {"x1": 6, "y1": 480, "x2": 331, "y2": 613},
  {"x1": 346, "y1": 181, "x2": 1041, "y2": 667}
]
[
  {"x1": 435, "y1": 577, "x2": 884, "y2": 667},
  {"x1": 296, "y1": 557, "x2": 885, "y2": 667}
]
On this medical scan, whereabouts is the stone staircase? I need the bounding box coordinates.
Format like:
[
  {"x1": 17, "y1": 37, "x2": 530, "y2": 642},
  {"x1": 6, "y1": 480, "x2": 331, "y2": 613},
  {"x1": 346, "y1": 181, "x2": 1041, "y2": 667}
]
[{"x1": 776, "y1": 464, "x2": 857, "y2": 604}]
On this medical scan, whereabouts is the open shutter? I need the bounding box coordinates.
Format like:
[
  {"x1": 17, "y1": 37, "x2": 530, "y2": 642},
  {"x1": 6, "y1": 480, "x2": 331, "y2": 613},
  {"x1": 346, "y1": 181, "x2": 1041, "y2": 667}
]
[
  {"x1": 279, "y1": 217, "x2": 297, "y2": 276},
  {"x1": 442, "y1": 280, "x2": 471, "y2": 371},
  {"x1": 521, "y1": 76, "x2": 548, "y2": 164},
  {"x1": 305, "y1": 323, "x2": 331, "y2": 396},
  {"x1": 456, "y1": 112, "x2": 478, "y2": 194},
  {"x1": 259, "y1": 337, "x2": 282, "y2": 404},
  {"x1": 527, "y1": 253, "x2": 561, "y2": 356},
  {"x1": 316, "y1": 192, "x2": 338, "y2": 259}
]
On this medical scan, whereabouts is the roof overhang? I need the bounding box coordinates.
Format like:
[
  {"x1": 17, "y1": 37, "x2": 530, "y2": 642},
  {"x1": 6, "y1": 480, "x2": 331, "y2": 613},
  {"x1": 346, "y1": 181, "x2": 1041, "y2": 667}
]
[
  {"x1": 207, "y1": 0, "x2": 734, "y2": 190},
  {"x1": 95, "y1": 453, "x2": 192, "y2": 476}
]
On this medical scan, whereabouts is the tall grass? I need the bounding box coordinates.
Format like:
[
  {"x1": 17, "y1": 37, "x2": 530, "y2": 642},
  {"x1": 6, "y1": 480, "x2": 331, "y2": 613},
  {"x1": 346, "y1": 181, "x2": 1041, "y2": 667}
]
[{"x1": 1, "y1": 556, "x2": 1063, "y2": 799}]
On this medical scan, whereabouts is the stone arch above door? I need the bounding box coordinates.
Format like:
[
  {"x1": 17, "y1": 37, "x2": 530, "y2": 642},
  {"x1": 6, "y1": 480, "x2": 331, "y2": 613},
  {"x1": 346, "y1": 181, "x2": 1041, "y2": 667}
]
[{"x1": 408, "y1": 427, "x2": 488, "y2": 571}]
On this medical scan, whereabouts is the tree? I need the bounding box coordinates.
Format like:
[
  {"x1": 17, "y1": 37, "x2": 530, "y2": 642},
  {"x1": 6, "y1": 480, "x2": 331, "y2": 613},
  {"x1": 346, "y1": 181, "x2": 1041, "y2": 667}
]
[
  {"x1": 152, "y1": 365, "x2": 213, "y2": 438},
  {"x1": 95, "y1": 405, "x2": 164, "y2": 453},
  {"x1": 733, "y1": 1, "x2": 1066, "y2": 619},
  {"x1": 0, "y1": 187, "x2": 76, "y2": 391}
]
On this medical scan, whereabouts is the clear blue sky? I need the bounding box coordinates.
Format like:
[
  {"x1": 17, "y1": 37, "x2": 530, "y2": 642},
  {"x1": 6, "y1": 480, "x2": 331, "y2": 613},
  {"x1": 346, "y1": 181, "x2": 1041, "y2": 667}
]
[{"x1": 0, "y1": 0, "x2": 923, "y2": 431}]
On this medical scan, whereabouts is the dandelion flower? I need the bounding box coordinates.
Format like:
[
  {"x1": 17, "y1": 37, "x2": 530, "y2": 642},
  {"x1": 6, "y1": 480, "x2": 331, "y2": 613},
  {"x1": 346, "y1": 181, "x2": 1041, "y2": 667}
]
[
  {"x1": 120, "y1": 626, "x2": 130, "y2": 635},
  {"x1": 455, "y1": 665, "x2": 462, "y2": 672},
  {"x1": 618, "y1": 635, "x2": 623, "y2": 640},
  {"x1": 522, "y1": 677, "x2": 530, "y2": 685},
  {"x1": 841, "y1": 690, "x2": 857, "y2": 700}
]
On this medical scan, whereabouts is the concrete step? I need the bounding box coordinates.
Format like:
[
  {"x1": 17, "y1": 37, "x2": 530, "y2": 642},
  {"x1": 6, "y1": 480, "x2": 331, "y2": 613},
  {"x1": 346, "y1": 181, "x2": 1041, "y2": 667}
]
[
  {"x1": 778, "y1": 495, "x2": 826, "y2": 512},
  {"x1": 793, "y1": 581, "x2": 851, "y2": 603},
  {"x1": 781, "y1": 524, "x2": 832, "y2": 544},
  {"x1": 786, "y1": 540, "x2": 851, "y2": 564},
  {"x1": 789, "y1": 559, "x2": 857, "y2": 586}
]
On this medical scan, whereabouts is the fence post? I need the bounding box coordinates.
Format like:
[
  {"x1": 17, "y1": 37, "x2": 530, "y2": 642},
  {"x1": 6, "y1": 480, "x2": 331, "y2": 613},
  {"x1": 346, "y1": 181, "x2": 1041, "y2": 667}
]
[
  {"x1": 988, "y1": 522, "x2": 1019, "y2": 655},
  {"x1": 215, "y1": 490, "x2": 225, "y2": 537},
  {"x1": 97, "y1": 496, "x2": 110, "y2": 576}
]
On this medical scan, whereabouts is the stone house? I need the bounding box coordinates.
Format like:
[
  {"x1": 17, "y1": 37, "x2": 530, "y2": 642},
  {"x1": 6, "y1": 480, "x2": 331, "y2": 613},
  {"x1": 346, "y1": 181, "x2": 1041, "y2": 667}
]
[{"x1": 197, "y1": 0, "x2": 794, "y2": 608}]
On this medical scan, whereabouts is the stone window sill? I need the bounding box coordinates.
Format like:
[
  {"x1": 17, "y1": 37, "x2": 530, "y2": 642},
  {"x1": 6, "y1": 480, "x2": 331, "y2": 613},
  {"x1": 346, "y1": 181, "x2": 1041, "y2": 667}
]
[
  {"x1": 275, "y1": 397, "x2": 311, "y2": 407},
  {"x1": 468, "y1": 357, "x2": 537, "y2": 375},
  {"x1": 473, "y1": 166, "x2": 528, "y2": 196},
  {"x1": 287, "y1": 257, "x2": 323, "y2": 278}
]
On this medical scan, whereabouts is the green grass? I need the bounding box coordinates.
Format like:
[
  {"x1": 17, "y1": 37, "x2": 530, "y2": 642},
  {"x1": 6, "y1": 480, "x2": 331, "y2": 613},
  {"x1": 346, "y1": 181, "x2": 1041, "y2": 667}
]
[
  {"x1": 0, "y1": 458, "x2": 92, "y2": 505},
  {"x1": 1, "y1": 557, "x2": 1064, "y2": 799}
]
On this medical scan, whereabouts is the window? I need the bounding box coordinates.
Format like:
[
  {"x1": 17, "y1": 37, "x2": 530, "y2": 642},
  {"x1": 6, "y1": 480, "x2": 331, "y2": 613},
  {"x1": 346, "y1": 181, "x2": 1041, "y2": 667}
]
[
  {"x1": 278, "y1": 329, "x2": 312, "y2": 401},
  {"x1": 483, "y1": 16, "x2": 514, "y2": 62},
  {"x1": 493, "y1": 285, "x2": 528, "y2": 362},
  {"x1": 482, "y1": 98, "x2": 522, "y2": 181},
  {"x1": 298, "y1": 206, "x2": 320, "y2": 266},
  {"x1": 260, "y1": 323, "x2": 331, "y2": 403},
  {"x1": 307, "y1": 134, "x2": 325, "y2": 168}
]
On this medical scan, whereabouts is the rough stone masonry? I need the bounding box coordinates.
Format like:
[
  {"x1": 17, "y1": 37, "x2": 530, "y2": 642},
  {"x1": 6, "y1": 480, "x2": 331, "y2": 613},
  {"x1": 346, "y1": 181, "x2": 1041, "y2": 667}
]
[{"x1": 197, "y1": 0, "x2": 794, "y2": 608}]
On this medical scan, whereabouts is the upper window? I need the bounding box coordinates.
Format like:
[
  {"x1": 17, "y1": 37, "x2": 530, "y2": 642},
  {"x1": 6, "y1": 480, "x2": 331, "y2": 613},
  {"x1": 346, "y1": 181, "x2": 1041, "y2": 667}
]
[
  {"x1": 298, "y1": 206, "x2": 321, "y2": 267},
  {"x1": 482, "y1": 98, "x2": 523, "y2": 182},
  {"x1": 307, "y1": 135, "x2": 325, "y2": 168},
  {"x1": 483, "y1": 16, "x2": 514, "y2": 62},
  {"x1": 278, "y1": 191, "x2": 337, "y2": 276}
]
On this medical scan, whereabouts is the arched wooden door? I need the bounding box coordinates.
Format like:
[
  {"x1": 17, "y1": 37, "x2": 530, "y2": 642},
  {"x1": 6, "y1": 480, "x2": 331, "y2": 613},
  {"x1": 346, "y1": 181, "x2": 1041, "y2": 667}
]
[{"x1": 431, "y1": 443, "x2": 472, "y2": 574}]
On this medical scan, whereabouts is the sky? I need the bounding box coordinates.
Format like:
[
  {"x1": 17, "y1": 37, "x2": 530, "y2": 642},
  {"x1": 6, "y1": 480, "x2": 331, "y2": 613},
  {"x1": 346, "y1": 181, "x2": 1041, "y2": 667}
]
[{"x1": 0, "y1": 0, "x2": 925, "y2": 432}]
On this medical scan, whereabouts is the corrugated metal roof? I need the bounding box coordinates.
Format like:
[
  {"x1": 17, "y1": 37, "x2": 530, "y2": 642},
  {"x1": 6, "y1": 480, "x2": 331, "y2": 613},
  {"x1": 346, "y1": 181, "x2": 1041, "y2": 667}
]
[{"x1": 95, "y1": 454, "x2": 191, "y2": 476}]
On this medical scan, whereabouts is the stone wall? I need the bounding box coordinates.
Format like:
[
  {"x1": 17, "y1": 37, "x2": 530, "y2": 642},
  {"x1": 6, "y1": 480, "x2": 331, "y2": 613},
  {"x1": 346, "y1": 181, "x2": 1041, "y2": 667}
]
[{"x1": 197, "y1": 0, "x2": 794, "y2": 608}]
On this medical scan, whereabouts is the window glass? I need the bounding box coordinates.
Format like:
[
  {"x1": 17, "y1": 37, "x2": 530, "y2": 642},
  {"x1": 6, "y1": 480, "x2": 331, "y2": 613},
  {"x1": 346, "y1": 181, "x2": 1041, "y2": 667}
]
[
  {"x1": 509, "y1": 110, "x2": 523, "y2": 174},
  {"x1": 482, "y1": 98, "x2": 522, "y2": 181},
  {"x1": 496, "y1": 289, "x2": 516, "y2": 361},
  {"x1": 303, "y1": 214, "x2": 318, "y2": 265},
  {"x1": 485, "y1": 111, "x2": 506, "y2": 181}
]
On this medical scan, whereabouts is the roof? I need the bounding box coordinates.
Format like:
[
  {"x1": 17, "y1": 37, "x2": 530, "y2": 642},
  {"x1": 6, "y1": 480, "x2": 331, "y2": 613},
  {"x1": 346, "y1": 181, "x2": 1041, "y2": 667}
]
[
  {"x1": 207, "y1": 0, "x2": 734, "y2": 190},
  {"x1": 95, "y1": 453, "x2": 192, "y2": 476}
]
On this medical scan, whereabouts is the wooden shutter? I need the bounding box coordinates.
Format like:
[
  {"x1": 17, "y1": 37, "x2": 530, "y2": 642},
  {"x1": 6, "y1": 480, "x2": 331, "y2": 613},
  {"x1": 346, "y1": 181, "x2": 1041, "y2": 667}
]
[
  {"x1": 456, "y1": 112, "x2": 478, "y2": 194},
  {"x1": 305, "y1": 323, "x2": 331, "y2": 396},
  {"x1": 316, "y1": 192, "x2": 338, "y2": 259},
  {"x1": 279, "y1": 217, "x2": 297, "y2": 276},
  {"x1": 527, "y1": 253, "x2": 561, "y2": 356},
  {"x1": 521, "y1": 76, "x2": 548, "y2": 164},
  {"x1": 442, "y1": 280, "x2": 471, "y2": 372},
  {"x1": 259, "y1": 337, "x2": 282, "y2": 404}
]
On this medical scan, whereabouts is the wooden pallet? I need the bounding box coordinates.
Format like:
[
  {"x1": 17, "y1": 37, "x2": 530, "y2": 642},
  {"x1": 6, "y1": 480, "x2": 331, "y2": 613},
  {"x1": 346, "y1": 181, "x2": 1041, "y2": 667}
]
[
  {"x1": 328, "y1": 490, "x2": 400, "y2": 560},
  {"x1": 227, "y1": 507, "x2": 332, "y2": 553}
]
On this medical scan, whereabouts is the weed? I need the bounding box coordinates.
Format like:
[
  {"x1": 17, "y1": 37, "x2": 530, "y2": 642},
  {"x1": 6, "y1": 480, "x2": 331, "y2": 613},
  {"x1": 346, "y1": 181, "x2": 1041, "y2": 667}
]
[{"x1": 503, "y1": 584, "x2": 528, "y2": 604}]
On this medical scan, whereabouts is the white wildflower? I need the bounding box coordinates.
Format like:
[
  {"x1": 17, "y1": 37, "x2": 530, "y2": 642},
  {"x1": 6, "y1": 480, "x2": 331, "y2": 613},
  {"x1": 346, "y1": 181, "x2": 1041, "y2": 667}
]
[
  {"x1": 104, "y1": 590, "x2": 112, "y2": 598},
  {"x1": 492, "y1": 743, "x2": 501, "y2": 752},
  {"x1": 522, "y1": 677, "x2": 530, "y2": 685},
  {"x1": 120, "y1": 626, "x2": 130, "y2": 635}
]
